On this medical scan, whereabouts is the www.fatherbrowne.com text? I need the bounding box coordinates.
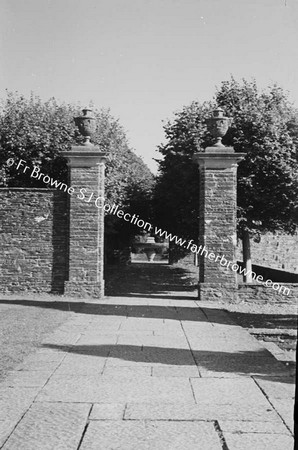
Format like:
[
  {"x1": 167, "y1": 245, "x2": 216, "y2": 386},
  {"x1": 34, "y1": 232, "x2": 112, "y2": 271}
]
[{"x1": 6, "y1": 157, "x2": 291, "y2": 296}]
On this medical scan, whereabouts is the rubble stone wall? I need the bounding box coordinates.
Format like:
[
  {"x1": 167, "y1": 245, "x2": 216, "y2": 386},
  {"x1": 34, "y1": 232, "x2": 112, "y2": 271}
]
[
  {"x1": 236, "y1": 232, "x2": 298, "y2": 274},
  {"x1": 0, "y1": 188, "x2": 68, "y2": 293},
  {"x1": 237, "y1": 283, "x2": 298, "y2": 305}
]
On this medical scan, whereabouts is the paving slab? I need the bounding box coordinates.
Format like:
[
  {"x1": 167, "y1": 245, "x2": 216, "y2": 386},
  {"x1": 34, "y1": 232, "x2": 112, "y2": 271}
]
[
  {"x1": 152, "y1": 365, "x2": 200, "y2": 378},
  {"x1": 0, "y1": 387, "x2": 39, "y2": 421},
  {"x1": 194, "y1": 353, "x2": 291, "y2": 377},
  {"x1": 86, "y1": 321, "x2": 123, "y2": 331},
  {"x1": 36, "y1": 375, "x2": 196, "y2": 404},
  {"x1": 102, "y1": 365, "x2": 152, "y2": 378},
  {"x1": 190, "y1": 378, "x2": 274, "y2": 407},
  {"x1": 124, "y1": 401, "x2": 282, "y2": 422},
  {"x1": 80, "y1": 421, "x2": 223, "y2": 450},
  {"x1": 181, "y1": 321, "x2": 215, "y2": 333},
  {"x1": 223, "y1": 432, "x2": 294, "y2": 450},
  {"x1": 102, "y1": 346, "x2": 196, "y2": 367},
  {"x1": 266, "y1": 397, "x2": 295, "y2": 433},
  {"x1": 23, "y1": 349, "x2": 66, "y2": 363},
  {"x1": 121, "y1": 318, "x2": 182, "y2": 330},
  {"x1": 137, "y1": 346, "x2": 195, "y2": 365},
  {"x1": 195, "y1": 369, "x2": 244, "y2": 378},
  {"x1": 41, "y1": 332, "x2": 81, "y2": 346},
  {"x1": 0, "y1": 281, "x2": 295, "y2": 448},
  {"x1": 1, "y1": 402, "x2": 90, "y2": 450},
  {"x1": 90, "y1": 403, "x2": 125, "y2": 420},
  {"x1": 253, "y1": 376, "x2": 295, "y2": 433},
  {"x1": 75, "y1": 334, "x2": 118, "y2": 346},
  {"x1": 51, "y1": 355, "x2": 106, "y2": 376},
  {"x1": 117, "y1": 331, "x2": 156, "y2": 337},
  {"x1": 1, "y1": 370, "x2": 51, "y2": 387},
  {"x1": 261, "y1": 341, "x2": 295, "y2": 362},
  {"x1": 0, "y1": 421, "x2": 19, "y2": 448},
  {"x1": 117, "y1": 336, "x2": 189, "y2": 349},
  {"x1": 254, "y1": 375, "x2": 295, "y2": 399},
  {"x1": 187, "y1": 335, "x2": 265, "y2": 353},
  {"x1": 103, "y1": 297, "x2": 151, "y2": 305},
  {"x1": 201, "y1": 307, "x2": 236, "y2": 326},
  {"x1": 218, "y1": 419, "x2": 291, "y2": 435}
]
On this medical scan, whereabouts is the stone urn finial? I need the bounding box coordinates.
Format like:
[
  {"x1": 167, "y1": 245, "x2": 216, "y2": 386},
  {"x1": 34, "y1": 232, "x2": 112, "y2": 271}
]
[
  {"x1": 205, "y1": 107, "x2": 232, "y2": 147},
  {"x1": 74, "y1": 108, "x2": 96, "y2": 146}
]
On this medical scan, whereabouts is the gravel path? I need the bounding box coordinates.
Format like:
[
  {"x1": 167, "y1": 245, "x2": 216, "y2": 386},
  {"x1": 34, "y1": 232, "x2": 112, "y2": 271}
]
[{"x1": 0, "y1": 294, "x2": 83, "y2": 381}]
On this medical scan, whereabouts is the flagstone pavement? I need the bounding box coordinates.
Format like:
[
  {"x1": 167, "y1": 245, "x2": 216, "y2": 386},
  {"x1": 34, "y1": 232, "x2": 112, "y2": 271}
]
[{"x1": 0, "y1": 268, "x2": 295, "y2": 449}]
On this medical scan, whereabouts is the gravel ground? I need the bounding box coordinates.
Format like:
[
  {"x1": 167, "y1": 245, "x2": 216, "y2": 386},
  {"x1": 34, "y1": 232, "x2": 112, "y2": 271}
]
[
  {"x1": 0, "y1": 294, "x2": 83, "y2": 381},
  {"x1": 224, "y1": 301, "x2": 297, "y2": 357}
]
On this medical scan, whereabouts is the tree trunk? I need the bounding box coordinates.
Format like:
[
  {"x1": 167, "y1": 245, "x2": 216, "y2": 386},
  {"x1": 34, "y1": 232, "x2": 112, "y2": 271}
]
[
  {"x1": 168, "y1": 242, "x2": 175, "y2": 265},
  {"x1": 242, "y1": 230, "x2": 252, "y2": 283},
  {"x1": 194, "y1": 251, "x2": 198, "y2": 266}
]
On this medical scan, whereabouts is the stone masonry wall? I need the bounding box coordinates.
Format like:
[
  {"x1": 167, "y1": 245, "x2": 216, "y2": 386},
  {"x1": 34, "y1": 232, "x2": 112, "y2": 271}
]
[
  {"x1": 199, "y1": 168, "x2": 237, "y2": 284},
  {"x1": 181, "y1": 231, "x2": 298, "y2": 276},
  {"x1": 238, "y1": 283, "x2": 298, "y2": 305},
  {"x1": 0, "y1": 188, "x2": 68, "y2": 293},
  {"x1": 64, "y1": 163, "x2": 105, "y2": 297},
  {"x1": 67, "y1": 166, "x2": 103, "y2": 283},
  {"x1": 237, "y1": 232, "x2": 298, "y2": 274}
]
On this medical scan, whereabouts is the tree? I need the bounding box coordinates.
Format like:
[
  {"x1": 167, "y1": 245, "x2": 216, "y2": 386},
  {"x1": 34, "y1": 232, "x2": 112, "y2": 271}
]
[
  {"x1": 155, "y1": 78, "x2": 298, "y2": 272},
  {"x1": 153, "y1": 101, "x2": 213, "y2": 262},
  {"x1": 0, "y1": 91, "x2": 155, "y2": 256},
  {"x1": 91, "y1": 107, "x2": 154, "y2": 214},
  {"x1": 216, "y1": 78, "x2": 298, "y2": 279},
  {"x1": 90, "y1": 106, "x2": 155, "y2": 256},
  {"x1": 0, "y1": 91, "x2": 77, "y2": 186},
  {"x1": 104, "y1": 146, "x2": 155, "y2": 255}
]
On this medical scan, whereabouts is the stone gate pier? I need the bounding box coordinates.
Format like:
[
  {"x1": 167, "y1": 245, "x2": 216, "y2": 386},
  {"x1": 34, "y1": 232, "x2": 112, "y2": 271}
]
[
  {"x1": 62, "y1": 109, "x2": 106, "y2": 298},
  {"x1": 193, "y1": 108, "x2": 245, "y2": 301},
  {"x1": 0, "y1": 109, "x2": 106, "y2": 298}
]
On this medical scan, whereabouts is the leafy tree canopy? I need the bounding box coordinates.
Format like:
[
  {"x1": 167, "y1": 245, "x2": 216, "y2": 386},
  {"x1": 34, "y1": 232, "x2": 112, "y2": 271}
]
[
  {"x1": 154, "y1": 101, "x2": 212, "y2": 243},
  {"x1": 0, "y1": 91, "x2": 76, "y2": 185},
  {"x1": 0, "y1": 91, "x2": 154, "y2": 247},
  {"x1": 154, "y1": 77, "x2": 298, "y2": 259},
  {"x1": 216, "y1": 78, "x2": 298, "y2": 236},
  {"x1": 0, "y1": 90, "x2": 154, "y2": 206}
]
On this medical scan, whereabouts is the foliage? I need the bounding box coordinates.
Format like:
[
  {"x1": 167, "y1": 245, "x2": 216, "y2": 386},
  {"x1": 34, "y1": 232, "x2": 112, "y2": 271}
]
[
  {"x1": 0, "y1": 91, "x2": 155, "y2": 249},
  {"x1": 216, "y1": 78, "x2": 298, "y2": 236},
  {"x1": 155, "y1": 78, "x2": 298, "y2": 262},
  {"x1": 154, "y1": 101, "x2": 213, "y2": 256},
  {"x1": 0, "y1": 91, "x2": 77, "y2": 186}
]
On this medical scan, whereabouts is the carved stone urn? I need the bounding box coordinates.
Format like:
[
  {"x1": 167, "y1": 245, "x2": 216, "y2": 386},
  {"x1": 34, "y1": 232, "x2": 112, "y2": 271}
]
[
  {"x1": 74, "y1": 108, "x2": 96, "y2": 145},
  {"x1": 205, "y1": 107, "x2": 232, "y2": 147},
  {"x1": 132, "y1": 236, "x2": 169, "y2": 262}
]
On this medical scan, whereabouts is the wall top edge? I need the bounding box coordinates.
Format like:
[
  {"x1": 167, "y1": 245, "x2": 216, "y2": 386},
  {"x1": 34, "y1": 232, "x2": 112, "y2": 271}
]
[
  {"x1": 238, "y1": 283, "x2": 298, "y2": 287},
  {"x1": 0, "y1": 187, "x2": 64, "y2": 191}
]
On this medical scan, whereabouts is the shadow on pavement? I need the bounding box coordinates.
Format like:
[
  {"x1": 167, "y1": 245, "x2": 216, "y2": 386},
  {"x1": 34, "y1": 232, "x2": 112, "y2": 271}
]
[
  {"x1": 43, "y1": 343, "x2": 294, "y2": 382},
  {"x1": 0, "y1": 299, "x2": 84, "y2": 312},
  {"x1": 0, "y1": 299, "x2": 297, "y2": 331},
  {"x1": 108, "y1": 293, "x2": 197, "y2": 300}
]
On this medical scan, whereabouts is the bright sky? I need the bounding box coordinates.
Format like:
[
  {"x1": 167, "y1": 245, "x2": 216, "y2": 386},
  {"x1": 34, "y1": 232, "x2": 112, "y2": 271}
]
[{"x1": 1, "y1": 0, "x2": 298, "y2": 172}]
